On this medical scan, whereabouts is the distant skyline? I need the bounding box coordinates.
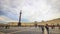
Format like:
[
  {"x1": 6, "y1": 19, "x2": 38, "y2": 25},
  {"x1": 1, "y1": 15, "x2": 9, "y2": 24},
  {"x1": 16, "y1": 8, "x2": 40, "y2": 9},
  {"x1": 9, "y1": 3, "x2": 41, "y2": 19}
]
[{"x1": 0, "y1": 0, "x2": 60, "y2": 23}]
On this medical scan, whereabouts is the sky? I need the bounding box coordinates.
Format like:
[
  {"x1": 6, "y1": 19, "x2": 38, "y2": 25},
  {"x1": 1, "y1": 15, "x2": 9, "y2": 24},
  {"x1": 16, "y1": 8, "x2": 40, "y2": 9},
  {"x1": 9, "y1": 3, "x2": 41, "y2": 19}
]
[{"x1": 0, "y1": 0, "x2": 60, "y2": 23}]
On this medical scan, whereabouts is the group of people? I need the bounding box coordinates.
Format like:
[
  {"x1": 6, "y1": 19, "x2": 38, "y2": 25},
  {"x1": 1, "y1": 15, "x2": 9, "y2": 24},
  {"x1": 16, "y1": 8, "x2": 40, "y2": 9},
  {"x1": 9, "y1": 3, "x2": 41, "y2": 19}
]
[
  {"x1": 35, "y1": 24, "x2": 49, "y2": 34},
  {"x1": 35, "y1": 23, "x2": 60, "y2": 34},
  {"x1": 40, "y1": 24, "x2": 49, "y2": 34}
]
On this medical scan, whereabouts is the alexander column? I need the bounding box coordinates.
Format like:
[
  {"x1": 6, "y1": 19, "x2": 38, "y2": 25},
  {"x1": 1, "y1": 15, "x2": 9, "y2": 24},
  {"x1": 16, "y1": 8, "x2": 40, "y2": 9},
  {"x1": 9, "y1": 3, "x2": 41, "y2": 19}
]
[{"x1": 18, "y1": 10, "x2": 22, "y2": 26}]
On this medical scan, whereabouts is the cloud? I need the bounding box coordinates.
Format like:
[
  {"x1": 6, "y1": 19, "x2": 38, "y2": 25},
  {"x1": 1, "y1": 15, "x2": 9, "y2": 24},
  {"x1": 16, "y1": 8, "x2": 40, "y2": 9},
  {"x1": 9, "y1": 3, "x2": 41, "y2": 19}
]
[
  {"x1": 0, "y1": 16, "x2": 17, "y2": 24},
  {"x1": 0, "y1": 0, "x2": 60, "y2": 22}
]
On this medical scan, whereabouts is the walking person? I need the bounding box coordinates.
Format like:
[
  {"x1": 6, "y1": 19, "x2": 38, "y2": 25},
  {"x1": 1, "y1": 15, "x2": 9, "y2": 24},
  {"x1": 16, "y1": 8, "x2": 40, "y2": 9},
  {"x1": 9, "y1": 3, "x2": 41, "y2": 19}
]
[
  {"x1": 5, "y1": 25, "x2": 8, "y2": 29},
  {"x1": 41, "y1": 26, "x2": 44, "y2": 34},
  {"x1": 45, "y1": 24, "x2": 49, "y2": 34}
]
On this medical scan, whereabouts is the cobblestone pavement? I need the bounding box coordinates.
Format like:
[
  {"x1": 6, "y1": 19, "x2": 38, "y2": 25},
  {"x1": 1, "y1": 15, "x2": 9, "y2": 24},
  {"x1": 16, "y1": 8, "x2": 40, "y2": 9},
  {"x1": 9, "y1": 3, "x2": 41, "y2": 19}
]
[{"x1": 0, "y1": 27, "x2": 60, "y2": 34}]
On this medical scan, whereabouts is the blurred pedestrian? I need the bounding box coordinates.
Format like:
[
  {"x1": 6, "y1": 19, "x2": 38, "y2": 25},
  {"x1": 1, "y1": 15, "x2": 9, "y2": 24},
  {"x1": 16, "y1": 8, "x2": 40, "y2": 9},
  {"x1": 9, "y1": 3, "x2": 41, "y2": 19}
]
[
  {"x1": 41, "y1": 26, "x2": 44, "y2": 34},
  {"x1": 5, "y1": 25, "x2": 8, "y2": 29},
  {"x1": 5, "y1": 25, "x2": 10, "y2": 29},
  {"x1": 45, "y1": 24, "x2": 49, "y2": 34}
]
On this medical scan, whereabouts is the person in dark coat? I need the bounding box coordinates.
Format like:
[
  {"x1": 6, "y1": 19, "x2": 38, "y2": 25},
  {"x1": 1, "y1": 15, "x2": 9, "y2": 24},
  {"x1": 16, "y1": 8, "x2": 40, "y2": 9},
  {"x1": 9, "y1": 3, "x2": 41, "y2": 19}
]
[
  {"x1": 45, "y1": 24, "x2": 49, "y2": 34},
  {"x1": 5, "y1": 25, "x2": 8, "y2": 29},
  {"x1": 5, "y1": 25, "x2": 10, "y2": 29},
  {"x1": 41, "y1": 26, "x2": 44, "y2": 34}
]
